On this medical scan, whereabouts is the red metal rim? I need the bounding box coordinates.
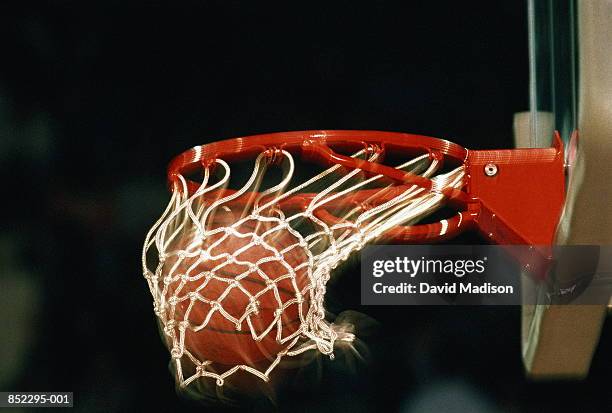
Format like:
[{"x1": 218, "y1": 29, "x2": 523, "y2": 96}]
[
  {"x1": 165, "y1": 130, "x2": 474, "y2": 243},
  {"x1": 167, "y1": 130, "x2": 468, "y2": 188}
]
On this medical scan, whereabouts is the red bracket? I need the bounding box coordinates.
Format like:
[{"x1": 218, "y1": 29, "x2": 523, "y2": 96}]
[{"x1": 467, "y1": 132, "x2": 566, "y2": 277}]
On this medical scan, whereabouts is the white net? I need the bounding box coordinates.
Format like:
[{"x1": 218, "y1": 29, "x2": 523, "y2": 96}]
[{"x1": 142, "y1": 145, "x2": 465, "y2": 389}]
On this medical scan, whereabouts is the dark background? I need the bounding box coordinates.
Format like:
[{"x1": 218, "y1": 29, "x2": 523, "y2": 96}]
[{"x1": 0, "y1": 1, "x2": 610, "y2": 412}]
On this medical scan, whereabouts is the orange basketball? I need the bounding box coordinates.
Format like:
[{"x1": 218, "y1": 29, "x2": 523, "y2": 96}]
[{"x1": 161, "y1": 215, "x2": 310, "y2": 366}]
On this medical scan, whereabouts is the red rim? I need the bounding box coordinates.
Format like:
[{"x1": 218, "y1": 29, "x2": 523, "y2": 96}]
[{"x1": 167, "y1": 130, "x2": 467, "y2": 189}]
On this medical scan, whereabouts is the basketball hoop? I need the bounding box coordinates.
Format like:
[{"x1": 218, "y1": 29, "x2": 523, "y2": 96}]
[{"x1": 142, "y1": 130, "x2": 565, "y2": 390}]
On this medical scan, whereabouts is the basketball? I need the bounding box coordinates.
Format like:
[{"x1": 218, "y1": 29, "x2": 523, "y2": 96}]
[{"x1": 161, "y1": 215, "x2": 311, "y2": 366}]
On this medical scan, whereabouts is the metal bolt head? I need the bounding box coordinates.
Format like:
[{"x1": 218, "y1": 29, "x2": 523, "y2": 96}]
[{"x1": 484, "y1": 163, "x2": 498, "y2": 177}]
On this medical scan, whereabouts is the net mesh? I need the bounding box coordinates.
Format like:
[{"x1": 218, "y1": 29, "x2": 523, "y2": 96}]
[{"x1": 142, "y1": 146, "x2": 465, "y2": 388}]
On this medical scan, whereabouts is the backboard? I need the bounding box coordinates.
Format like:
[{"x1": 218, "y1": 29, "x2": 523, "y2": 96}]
[{"x1": 519, "y1": 0, "x2": 611, "y2": 379}]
